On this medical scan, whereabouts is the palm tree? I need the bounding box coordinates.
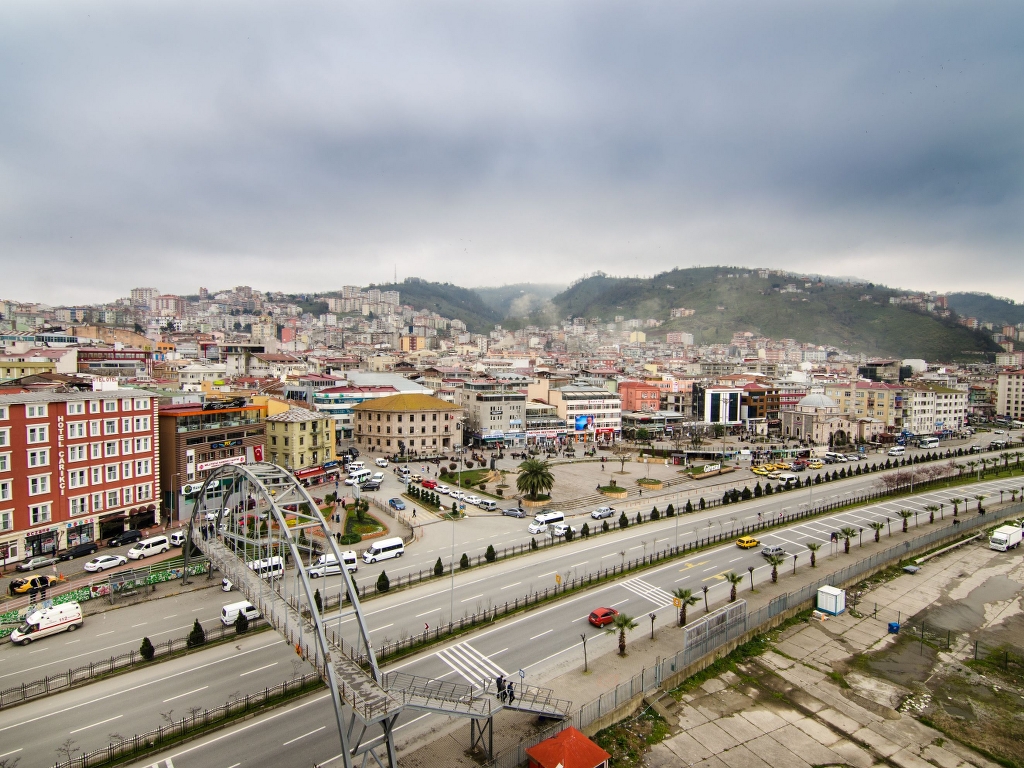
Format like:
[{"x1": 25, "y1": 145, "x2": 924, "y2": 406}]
[
  {"x1": 965, "y1": 460, "x2": 978, "y2": 478},
  {"x1": 610, "y1": 612, "x2": 638, "y2": 656},
  {"x1": 671, "y1": 588, "x2": 700, "y2": 627},
  {"x1": 1000, "y1": 452, "x2": 1011, "y2": 471},
  {"x1": 725, "y1": 571, "x2": 744, "y2": 602},
  {"x1": 975, "y1": 494, "x2": 987, "y2": 514},
  {"x1": 924, "y1": 504, "x2": 938, "y2": 524},
  {"x1": 839, "y1": 526, "x2": 857, "y2": 554},
  {"x1": 898, "y1": 509, "x2": 913, "y2": 533},
  {"x1": 950, "y1": 497, "x2": 964, "y2": 516},
  {"x1": 515, "y1": 459, "x2": 554, "y2": 501},
  {"x1": 806, "y1": 542, "x2": 821, "y2": 567},
  {"x1": 869, "y1": 521, "x2": 885, "y2": 542},
  {"x1": 765, "y1": 555, "x2": 785, "y2": 584},
  {"x1": 1012, "y1": 489, "x2": 1020, "y2": 505}
]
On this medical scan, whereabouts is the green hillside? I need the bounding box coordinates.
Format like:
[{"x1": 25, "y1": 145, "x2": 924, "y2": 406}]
[
  {"x1": 551, "y1": 268, "x2": 1000, "y2": 361},
  {"x1": 473, "y1": 283, "x2": 564, "y2": 318},
  {"x1": 369, "y1": 278, "x2": 502, "y2": 334},
  {"x1": 947, "y1": 293, "x2": 1024, "y2": 327}
]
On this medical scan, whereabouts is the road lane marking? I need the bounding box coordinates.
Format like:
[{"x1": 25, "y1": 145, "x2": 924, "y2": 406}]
[
  {"x1": 164, "y1": 686, "x2": 209, "y2": 703},
  {"x1": 0, "y1": 749, "x2": 23, "y2": 760},
  {"x1": 70, "y1": 714, "x2": 122, "y2": 734},
  {"x1": 131, "y1": 622, "x2": 148, "y2": 628},
  {"x1": 282, "y1": 726, "x2": 326, "y2": 746},
  {"x1": 537, "y1": 571, "x2": 556, "y2": 578},
  {"x1": 0, "y1": 640, "x2": 280, "y2": 733},
  {"x1": 436, "y1": 641, "x2": 507, "y2": 688},
  {"x1": 570, "y1": 561, "x2": 588, "y2": 568},
  {"x1": 728, "y1": 557, "x2": 743, "y2": 563},
  {"x1": 701, "y1": 566, "x2": 717, "y2": 572},
  {"x1": 414, "y1": 610, "x2": 434, "y2": 618},
  {"x1": 95, "y1": 631, "x2": 115, "y2": 637},
  {"x1": 240, "y1": 662, "x2": 278, "y2": 677},
  {"x1": 499, "y1": 582, "x2": 521, "y2": 590},
  {"x1": 529, "y1": 629, "x2": 553, "y2": 640},
  {"x1": 610, "y1": 599, "x2": 629, "y2": 607},
  {"x1": 369, "y1": 623, "x2": 393, "y2": 633},
  {"x1": 460, "y1": 594, "x2": 483, "y2": 603},
  {"x1": 28, "y1": 648, "x2": 49, "y2": 655},
  {"x1": 572, "y1": 615, "x2": 589, "y2": 622},
  {"x1": 163, "y1": 614, "x2": 178, "y2": 619},
  {"x1": 64, "y1": 640, "x2": 80, "y2": 645}
]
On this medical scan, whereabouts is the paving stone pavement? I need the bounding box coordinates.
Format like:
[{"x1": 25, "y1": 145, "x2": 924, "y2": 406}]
[{"x1": 645, "y1": 541, "x2": 1015, "y2": 768}]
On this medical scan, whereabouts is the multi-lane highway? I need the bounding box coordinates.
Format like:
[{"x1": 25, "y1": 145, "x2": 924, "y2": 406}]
[{"x1": 3, "y1": 469, "x2": 1019, "y2": 768}]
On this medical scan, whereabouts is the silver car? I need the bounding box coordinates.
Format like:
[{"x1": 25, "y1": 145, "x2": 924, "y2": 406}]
[
  {"x1": 590, "y1": 507, "x2": 616, "y2": 519},
  {"x1": 502, "y1": 508, "x2": 525, "y2": 518},
  {"x1": 760, "y1": 545, "x2": 786, "y2": 558}
]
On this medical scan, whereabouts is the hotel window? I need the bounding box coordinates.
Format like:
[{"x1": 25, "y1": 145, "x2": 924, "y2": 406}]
[
  {"x1": 135, "y1": 458, "x2": 151, "y2": 476},
  {"x1": 69, "y1": 496, "x2": 89, "y2": 516},
  {"x1": 134, "y1": 416, "x2": 150, "y2": 431},
  {"x1": 123, "y1": 486, "x2": 134, "y2": 504},
  {"x1": 0, "y1": 452, "x2": 7, "y2": 472},
  {"x1": 68, "y1": 421, "x2": 86, "y2": 438},
  {"x1": 137, "y1": 483, "x2": 152, "y2": 501},
  {"x1": 67, "y1": 444, "x2": 86, "y2": 462},
  {"x1": 134, "y1": 398, "x2": 150, "y2": 410},
  {"x1": 0, "y1": 428, "x2": 7, "y2": 447},
  {"x1": 90, "y1": 442, "x2": 102, "y2": 459},
  {"x1": 92, "y1": 493, "x2": 104, "y2": 513},
  {"x1": 28, "y1": 448, "x2": 50, "y2": 467},
  {"x1": 121, "y1": 439, "x2": 132, "y2": 455},
  {"x1": 106, "y1": 465, "x2": 119, "y2": 482},
  {"x1": 104, "y1": 400, "x2": 117, "y2": 413},
  {"x1": 0, "y1": 406, "x2": 6, "y2": 419},
  {"x1": 121, "y1": 417, "x2": 132, "y2": 433},
  {"x1": 121, "y1": 399, "x2": 133, "y2": 411},
  {"x1": 67, "y1": 402, "x2": 85, "y2": 415},
  {"x1": 122, "y1": 461, "x2": 133, "y2": 479},
  {"x1": 89, "y1": 400, "x2": 100, "y2": 414},
  {"x1": 134, "y1": 436, "x2": 151, "y2": 452},
  {"x1": 69, "y1": 469, "x2": 88, "y2": 488},
  {"x1": 27, "y1": 425, "x2": 49, "y2": 444},
  {"x1": 30, "y1": 503, "x2": 51, "y2": 525},
  {"x1": 104, "y1": 419, "x2": 118, "y2": 435},
  {"x1": 89, "y1": 420, "x2": 101, "y2": 437},
  {"x1": 0, "y1": 510, "x2": 11, "y2": 531},
  {"x1": 26, "y1": 404, "x2": 48, "y2": 418},
  {"x1": 28, "y1": 475, "x2": 50, "y2": 495},
  {"x1": 105, "y1": 441, "x2": 119, "y2": 457},
  {"x1": 91, "y1": 466, "x2": 102, "y2": 484},
  {"x1": 0, "y1": 480, "x2": 9, "y2": 502},
  {"x1": 106, "y1": 489, "x2": 120, "y2": 508}
]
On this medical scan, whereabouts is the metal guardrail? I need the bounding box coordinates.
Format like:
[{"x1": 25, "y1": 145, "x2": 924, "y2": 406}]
[{"x1": 51, "y1": 674, "x2": 321, "y2": 768}]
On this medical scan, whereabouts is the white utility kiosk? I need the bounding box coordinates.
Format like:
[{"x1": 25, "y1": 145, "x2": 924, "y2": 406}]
[{"x1": 816, "y1": 585, "x2": 846, "y2": 616}]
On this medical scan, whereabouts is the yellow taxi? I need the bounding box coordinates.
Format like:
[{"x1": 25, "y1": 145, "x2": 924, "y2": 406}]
[
  {"x1": 736, "y1": 536, "x2": 760, "y2": 549},
  {"x1": 752, "y1": 466, "x2": 769, "y2": 476},
  {"x1": 808, "y1": 460, "x2": 824, "y2": 470}
]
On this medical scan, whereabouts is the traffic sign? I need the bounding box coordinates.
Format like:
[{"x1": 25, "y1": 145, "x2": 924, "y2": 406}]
[
  {"x1": 672, "y1": 597, "x2": 682, "y2": 608},
  {"x1": 555, "y1": 574, "x2": 562, "y2": 585}
]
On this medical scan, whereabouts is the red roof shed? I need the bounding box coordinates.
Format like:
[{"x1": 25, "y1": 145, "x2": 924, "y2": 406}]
[{"x1": 525, "y1": 727, "x2": 610, "y2": 768}]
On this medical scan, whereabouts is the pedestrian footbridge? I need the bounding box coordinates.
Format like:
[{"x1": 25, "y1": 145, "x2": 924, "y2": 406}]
[{"x1": 183, "y1": 462, "x2": 567, "y2": 767}]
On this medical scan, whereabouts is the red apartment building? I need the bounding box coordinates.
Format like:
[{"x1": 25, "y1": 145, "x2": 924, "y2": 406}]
[
  {"x1": 0, "y1": 388, "x2": 160, "y2": 565},
  {"x1": 618, "y1": 380, "x2": 662, "y2": 412}
]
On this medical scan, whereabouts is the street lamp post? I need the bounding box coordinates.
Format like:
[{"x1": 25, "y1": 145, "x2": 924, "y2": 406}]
[
  {"x1": 649, "y1": 612, "x2": 656, "y2": 640},
  {"x1": 580, "y1": 633, "x2": 589, "y2": 673},
  {"x1": 450, "y1": 515, "x2": 456, "y2": 624},
  {"x1": 702, "y1": 585, "x2": 709, "y2": 612}
]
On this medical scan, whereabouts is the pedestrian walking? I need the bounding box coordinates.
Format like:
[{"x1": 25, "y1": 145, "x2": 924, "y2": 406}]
[
  {"x1": 496, "y1": 675, "x2": 506, "y2": 701},
  {"x1": 507, "y1": 682, "x2": 515, "y2": 705},
  {"x1": 757, "y1": 512, "x2": 762, "y2": 523}
]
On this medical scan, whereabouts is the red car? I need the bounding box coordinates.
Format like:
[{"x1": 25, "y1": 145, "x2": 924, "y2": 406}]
[
  {"x1": 588, "y1": 607, "x2": 619, "y2": 627},
  {"x1": 421, "y1": 479, "x2": 438, "y2": 490}
]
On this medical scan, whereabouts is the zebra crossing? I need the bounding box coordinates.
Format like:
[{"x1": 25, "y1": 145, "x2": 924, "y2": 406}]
[
  {"x1": 436, "y1": 641, "x2": 507, "y2": 690},
  {"x1": 621, "y1": 577, "x2": 674, "y2": 608}
]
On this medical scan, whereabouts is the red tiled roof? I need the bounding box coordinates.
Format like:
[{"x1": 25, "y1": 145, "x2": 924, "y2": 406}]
[{"x1": 525, "y1": 727, "x2": 610, "y2": 768}]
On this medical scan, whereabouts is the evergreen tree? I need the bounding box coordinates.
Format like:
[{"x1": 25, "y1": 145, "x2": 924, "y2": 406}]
[
  {"x1": 139, "y1": 636, "x2": 155, "y2": 661},
  {"x1": 376, "y1": 570, "x2": 390, "y2": 593},
  {"x1": 313, "y1": 588, "x2": 323, "y2": 615},
  {"x1": 485, "y1": 544, "x2": 496, "y2": 562},
  {"x1": 754, "y1": 482, "x2": 763, "y2": 497},
  {"x1": 619, "y1": 512, "x2": 630, "y2": 529},
  {"x1": 686, "y1": 499, "x2": 694, "y2": 513},
  {"x1": 531, "y1": 537, "x2": 538, "y2": 550},
  {"x1": 581, "y1": 522, "x2": 590, "y2": 537},
  {"x1": 235, "y1": 608, "x2": 250, "y2": 634},
  {"x1": 650, "y1": 506, "x2": 660, "y2": 521},
  {"x1": 434, "y1": 556, "x2": 444, "y2": 577},
  {"x1": 666, "y1": 503, "x2": 675, "y2": 517},
  {"x1": 187, "y1": 618, "x2": 206, "y2": 648},
  {"x1": 699, "y1": 497, "x2": 706, "y2": 510},
  {"x1": 460, "y1": 553, "x2": 470, "y2": 570}
]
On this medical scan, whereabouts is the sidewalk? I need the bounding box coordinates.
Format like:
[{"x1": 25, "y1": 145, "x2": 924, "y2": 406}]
[{"x1": 393, "y1": 501, "x2": 1022, "y2": 766}]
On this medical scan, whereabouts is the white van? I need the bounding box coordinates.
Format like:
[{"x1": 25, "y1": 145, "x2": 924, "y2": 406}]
[
  {"x1": 479, "y1": 500, "x2": 498, "y2": 512},
  {"x1": 220, "y1": 601, "x2": 260, "y2": 626},
  {"x1": 346, "y1": 461, "x2": 365, "y2": 472},
  {"x1": 127, "y1": 535, "x2": 171, "y2": 560},
  {"x1": 777, "y1": 473, "x2": 799, "y2": 485},
  {"x1": 345, "y1": 469, "x2": 372, "y2": 486},
  {"x1": 11, "y1": 602, "x2": 83, "y2": 645},
  {"x1": 169, "y1": 530, "x2": 189, "y2": 547},
  {"x1": 887, "y1": 446, "x2": 906, "y2": 457},
  {"x1": 362, "y1": 537, "x2": 405, "y2": 564},
  {"x1": 248, "y1": 555, "x2": 285, "y2": 579},
  {"x1": 918, "y1": 437, "x2": 940, "y2": 449},
  {"x1": 309, "y1": 550, "x2": 358, "y2": 577},
  {"x1": 824, "y1": 452, "x2": 846, "y2": 464},
  {"x1": 528, "y1": 511, "x2": 564, "y2": 534}
]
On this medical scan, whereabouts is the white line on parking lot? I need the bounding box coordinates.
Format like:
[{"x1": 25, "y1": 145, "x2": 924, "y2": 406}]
[
  {"x1": 70, "y1": 715, "x2": 122, "y2": 734},
  {"x1": 240, "y1": 663, "x2": 278, "y2": 677},
  {"x1": 529, "y1": 629, "x2": 553, "y2": 640},
  {"x1": 499, "y1": 582, "x2": 521, "y2": 590},
  {"x1": 163, "y1": 686, "x2": 209, "y2": 703},
  {"x1": 282, "y1": 726, "x2": 326, "y2": 746}
]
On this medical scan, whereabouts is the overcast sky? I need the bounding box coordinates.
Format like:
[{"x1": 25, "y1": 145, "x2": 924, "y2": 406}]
[{"x1": 2, "y1": 1, "x2": 1022, "y2": 305}]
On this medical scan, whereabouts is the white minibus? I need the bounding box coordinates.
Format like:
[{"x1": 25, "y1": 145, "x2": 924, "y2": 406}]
[
  {"x1": 362, "y1": 538, "x2": 405, "y2": 564},
  {"x1": 248, "y1": 555, "x2": 285, "y2": 579}
]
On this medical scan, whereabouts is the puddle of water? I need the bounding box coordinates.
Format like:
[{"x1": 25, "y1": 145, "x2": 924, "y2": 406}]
[
  {"x1": 867, "y1": 636, "x2": 937, "y2": 687},
  {"x1": 924, "y1": 575, "x2": 1021, "y2": 633}
]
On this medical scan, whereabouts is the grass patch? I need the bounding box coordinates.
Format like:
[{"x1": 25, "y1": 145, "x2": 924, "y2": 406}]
[{"x1": 592, "y1": 707, "x2": 670, "y2": 767}]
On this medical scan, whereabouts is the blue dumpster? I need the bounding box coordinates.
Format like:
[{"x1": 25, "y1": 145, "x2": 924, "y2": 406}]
[{"x1": 888, "y1": 622, "x2": 900, "y2": 634}]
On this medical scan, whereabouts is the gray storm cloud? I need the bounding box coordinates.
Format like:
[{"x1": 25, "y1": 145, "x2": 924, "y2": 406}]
[{"x1": 0, "y1": 0, "x2": 1021, "y2": 303}]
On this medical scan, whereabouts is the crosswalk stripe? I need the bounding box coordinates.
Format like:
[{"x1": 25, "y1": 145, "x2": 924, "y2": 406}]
[
  {"x1": 621, "y1": 578, "x2": 673, "y2": 608},
  {"x1": 436, "y1": 641, "x2": 507, "y2": 688}
]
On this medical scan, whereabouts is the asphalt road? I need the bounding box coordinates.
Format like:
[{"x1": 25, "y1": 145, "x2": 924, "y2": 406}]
[
  {"x1": 0, "y1": 632, "x2": 311, "y2": 768},
  {"x1": 95, "y1": 473, "x2": 1024, "y2": 768}
]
